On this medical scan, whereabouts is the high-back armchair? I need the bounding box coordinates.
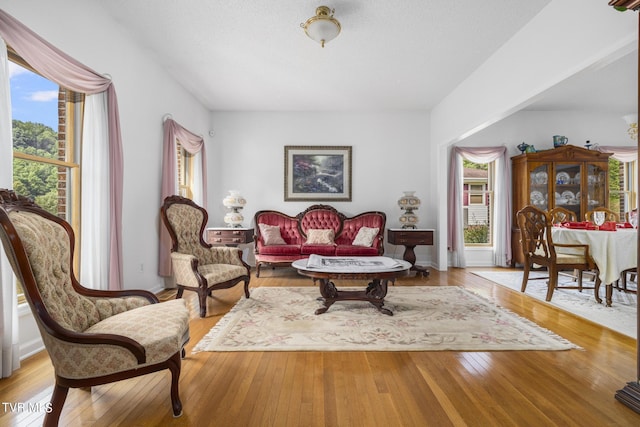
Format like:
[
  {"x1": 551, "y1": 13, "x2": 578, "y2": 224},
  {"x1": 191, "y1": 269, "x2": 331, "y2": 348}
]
[
  {"x1": 0, "y1": 189, "x2": 190, "y2": 426},
  {"x1": 517, "y1": 205, "x2": 601, "y2": 302},
  {"x1": 160, "y1": 195, "x2": 251, "y2": 317}
]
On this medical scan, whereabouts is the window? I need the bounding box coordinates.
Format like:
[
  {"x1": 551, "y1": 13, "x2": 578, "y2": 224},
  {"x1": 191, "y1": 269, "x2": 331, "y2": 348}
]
[
  {"x1": 9, "y1": 51, "x2": 84, "y2": 301},
  {"x1": 468, "y1": 184, "x2": 485, "y2": 204},
  {"x1": 609, "y1": 157, "x2": 637, "y2": 220},
  {"x1": 463, "y1": 161, "x2": 493, "y2": 246},
  {"x1": 176, "y1": 142, "x2": 194, "y2": 199}
]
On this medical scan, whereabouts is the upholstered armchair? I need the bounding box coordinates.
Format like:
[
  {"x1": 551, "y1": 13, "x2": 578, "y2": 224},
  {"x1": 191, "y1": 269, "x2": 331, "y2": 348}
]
[
  {"x1": 0, "y1": 189, "x2": 190, "y2": 427},
  {"x1": 160, "y1": 195, "x2": 250, "y2": 318}
]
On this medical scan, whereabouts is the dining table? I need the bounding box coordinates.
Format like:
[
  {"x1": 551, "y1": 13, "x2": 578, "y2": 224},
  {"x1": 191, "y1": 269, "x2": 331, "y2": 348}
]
[{"x1": 550, "y1": 226, "x2": 637, "y2": 306}]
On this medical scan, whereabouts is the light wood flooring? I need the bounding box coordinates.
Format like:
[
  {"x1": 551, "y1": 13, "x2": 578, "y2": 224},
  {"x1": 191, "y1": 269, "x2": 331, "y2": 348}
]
[{"x1": 1, "y1": 267, "x2": 639, "y2": 426}]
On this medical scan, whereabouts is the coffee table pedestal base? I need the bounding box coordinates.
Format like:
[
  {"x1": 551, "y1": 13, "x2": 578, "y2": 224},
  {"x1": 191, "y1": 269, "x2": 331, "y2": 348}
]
[{"x1": 316, "y1": 279, "x2": 393, "y2": 316}]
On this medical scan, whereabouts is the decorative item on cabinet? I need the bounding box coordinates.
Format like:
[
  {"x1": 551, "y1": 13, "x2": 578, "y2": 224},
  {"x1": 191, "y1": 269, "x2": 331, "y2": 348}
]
[
  {"x1": 222, "y1": 190, "x2": 246, "y2": 227},
  {"x1": 553, "y1": 135, "x2": 568, "y2": 148},
  {"x1": 517, "y1": 142, "x2": 529, "y2": 154},
  {"x1": 398, "y1": 191, "x2": 421, "y2": 229},
  {"x1": 525, "y1": 145, "x2": 536, "y2": 153}
]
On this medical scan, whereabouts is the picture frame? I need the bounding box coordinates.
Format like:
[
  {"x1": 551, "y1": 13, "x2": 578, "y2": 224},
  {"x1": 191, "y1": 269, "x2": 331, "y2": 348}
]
[{"x1": 284, "y1": 145, "x2": 352, "y2": 201}]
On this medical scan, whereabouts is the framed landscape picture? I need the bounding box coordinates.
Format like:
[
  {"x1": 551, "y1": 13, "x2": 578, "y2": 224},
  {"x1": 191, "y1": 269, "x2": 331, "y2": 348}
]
[{"x1": 284, "y1": 145, "x2": 352, "y2": 201}]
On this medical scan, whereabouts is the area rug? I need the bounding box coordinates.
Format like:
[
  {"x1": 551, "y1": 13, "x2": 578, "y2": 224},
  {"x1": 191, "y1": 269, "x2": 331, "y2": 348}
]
[
  {"x1": 471, "y1": 270, "x2": 637, "y2": 339},
  {"x1": 192, "y1": 286, "x2": 578, "y2": 352}
]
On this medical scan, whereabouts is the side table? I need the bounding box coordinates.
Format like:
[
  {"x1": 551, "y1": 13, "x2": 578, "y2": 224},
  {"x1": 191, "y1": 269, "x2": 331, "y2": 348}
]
[
  {"x1": 206, "y1": 227, "x2": 254, "y2": 247},
  {"x1": 387, "y1": 228, "x2": 434, "y2": 277}
]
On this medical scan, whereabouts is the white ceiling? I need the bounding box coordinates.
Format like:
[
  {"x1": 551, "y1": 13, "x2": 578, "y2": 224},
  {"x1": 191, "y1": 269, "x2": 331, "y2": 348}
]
[
  {"x1": 97, "y1": 0, "x2": 636, "y2": 114},
  {"x1": 525, "y1": 49, "x2": 638, "y2": 114}
]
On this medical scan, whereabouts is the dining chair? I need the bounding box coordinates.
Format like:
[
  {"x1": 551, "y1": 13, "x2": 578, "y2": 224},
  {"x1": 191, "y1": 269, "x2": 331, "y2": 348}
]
[
  {"x1": 548, "y1": 206, "x2": 595, "y2": 288},
  {"x1": 549, "y1": 206, "x2": 576, "y2": 224},
  {"x1": 0, "y1": 189, "x2": 190, "y2": 426},
  {"x1": 517, "y1": 205, "x2": 601, "y2": 302},
  {"x1": 160, "y1": 195, "x2": 251, "y2": 317},
  {"x1": 584, "y1": 207, "x2": 619, "y2": 223}
]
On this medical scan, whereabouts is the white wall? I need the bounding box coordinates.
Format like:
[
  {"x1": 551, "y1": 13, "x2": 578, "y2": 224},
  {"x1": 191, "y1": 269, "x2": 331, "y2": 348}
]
[{"x1": 209, "y1": 111, "x2": 435, "y2": 265}]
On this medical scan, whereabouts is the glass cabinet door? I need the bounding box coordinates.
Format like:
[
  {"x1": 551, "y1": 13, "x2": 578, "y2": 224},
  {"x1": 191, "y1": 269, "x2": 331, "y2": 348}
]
[
  {"x1": 586, "y1": 163, "x2": 607, "y2": 211},
  {"x1": 554, "y1": 163, "x2": 581, "y2": 220},
  {"x1": 529, "y1": 164, "x2": 549, "y2": 211}
]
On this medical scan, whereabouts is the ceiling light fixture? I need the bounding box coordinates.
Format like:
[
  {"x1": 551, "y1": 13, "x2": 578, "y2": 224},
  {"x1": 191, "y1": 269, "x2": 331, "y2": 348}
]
[{"x1": 301, "y1": 6, "x2": 341, "y2": 48}]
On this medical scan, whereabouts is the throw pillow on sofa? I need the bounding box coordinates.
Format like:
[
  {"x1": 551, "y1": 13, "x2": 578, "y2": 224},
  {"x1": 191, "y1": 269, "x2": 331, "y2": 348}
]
[
  {"x1": 306, "y1": 229, "x2": 335, "y2": 245},
  {"x1": 259, "y1": 223, "x2": 286, "y2": 245},
  {"x1": 352, "y1": 226, "x2": 379, "y2": 247}
]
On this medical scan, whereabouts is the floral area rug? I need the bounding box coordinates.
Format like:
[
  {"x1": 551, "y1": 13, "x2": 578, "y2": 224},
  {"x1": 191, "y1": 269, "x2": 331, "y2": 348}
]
[
  {"x1": 192, "y1": 286, "x2": 578, "y2": 352},
  {"x1": 471, "y1": 270, "x2": 637, "y2": 339}
]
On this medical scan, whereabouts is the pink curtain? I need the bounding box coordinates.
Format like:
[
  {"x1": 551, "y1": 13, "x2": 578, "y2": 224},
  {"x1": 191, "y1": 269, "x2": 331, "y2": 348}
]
[
  {"x1": 159, "y1": 118, "x2": 207, "y2": 276},
  {"x1": 0, "y1": 9, "x2": 124, "y2": 289},
  {"x1": 597, "y1": 145, "x2": 638, "y2": 162}
]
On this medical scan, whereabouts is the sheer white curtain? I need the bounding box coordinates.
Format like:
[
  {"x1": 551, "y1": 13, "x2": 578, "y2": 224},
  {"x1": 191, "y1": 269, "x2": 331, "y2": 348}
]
[
  {"x1": 80, "y1": 93, "x2": 109, "y2": 289},
  {"x1": 596, "y1": 145, "x2": 638, "y2": 210},
  {"x1": 448, "y1": 146, "x2": 512, "y2": 268},
  {"x1": 0, "y1": 36, "x2": 20, "y2": 378}
]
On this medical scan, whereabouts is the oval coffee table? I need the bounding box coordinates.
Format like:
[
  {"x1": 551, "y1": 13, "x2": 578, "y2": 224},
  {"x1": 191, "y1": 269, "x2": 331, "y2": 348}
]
[{"x1": 292, "y1": 257, "x2": 411, "y2": 316}]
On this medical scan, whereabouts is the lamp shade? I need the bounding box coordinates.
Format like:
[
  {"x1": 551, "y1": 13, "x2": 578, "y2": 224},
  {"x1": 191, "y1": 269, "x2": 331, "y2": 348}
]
[
  {"x1": 301, "y1": 6, "x2": 341, "y2": 48},
  {"x1": 222, "y1": 190, "x2": 246, "y2": 209}
]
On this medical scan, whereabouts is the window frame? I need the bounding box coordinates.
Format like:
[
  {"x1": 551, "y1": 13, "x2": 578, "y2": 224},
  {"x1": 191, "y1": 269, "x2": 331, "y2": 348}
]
[{"x1": 9, "y1": 49, "x2": 84, "y2": 303}]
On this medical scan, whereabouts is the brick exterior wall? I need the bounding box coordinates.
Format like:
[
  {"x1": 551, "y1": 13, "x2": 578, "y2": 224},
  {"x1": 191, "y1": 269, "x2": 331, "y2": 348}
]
[{"x1": 57, "y1": 88, "x2": 67, "y2": 220}]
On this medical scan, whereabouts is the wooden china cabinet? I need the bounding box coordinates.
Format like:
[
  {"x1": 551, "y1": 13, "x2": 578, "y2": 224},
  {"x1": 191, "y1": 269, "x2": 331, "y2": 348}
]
[{"x1": 511, "y1": 144, "x2": 612, "y2": 265}]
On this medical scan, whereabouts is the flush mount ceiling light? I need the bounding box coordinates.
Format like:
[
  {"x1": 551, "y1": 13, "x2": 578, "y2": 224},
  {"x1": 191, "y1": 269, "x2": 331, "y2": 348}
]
[{"x1": 301, "y1": 6, "x2": 341, "y2": 48}]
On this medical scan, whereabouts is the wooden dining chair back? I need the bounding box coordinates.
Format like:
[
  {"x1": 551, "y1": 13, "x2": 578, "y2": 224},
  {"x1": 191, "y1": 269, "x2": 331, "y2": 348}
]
[
  {"x1": 0, "y1": 189, "x2": 190, "y2": 426},
  {"x1": 516, "y1": 205, "x2": 601, "y2": 302},
  {"x1": 549, "y1": 206, "x2": 595, "y2": 286},
  {"x1": 549, "y1": 207, "x2": 577, "y2": 224},
  {"x1": 585, "y1": 207, "x2": 619, "y2": 223}
]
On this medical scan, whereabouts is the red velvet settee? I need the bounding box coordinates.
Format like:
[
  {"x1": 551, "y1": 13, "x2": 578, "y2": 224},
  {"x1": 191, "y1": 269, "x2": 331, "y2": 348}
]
[{"x1": 253, "y1": 204, "x2": 386, "y2": 277}]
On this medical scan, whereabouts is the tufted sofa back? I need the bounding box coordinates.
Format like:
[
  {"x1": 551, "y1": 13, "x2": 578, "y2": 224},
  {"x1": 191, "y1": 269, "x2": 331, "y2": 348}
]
[
  {"x1": 298, "y1": 206, "x2": 345, "y2": 238},
  {"x1": 338, "y1": 212, "x2": 386, "y2": 248},
  {"x1": 254, "y1": 211, "x2": 302, "y2": 245}
]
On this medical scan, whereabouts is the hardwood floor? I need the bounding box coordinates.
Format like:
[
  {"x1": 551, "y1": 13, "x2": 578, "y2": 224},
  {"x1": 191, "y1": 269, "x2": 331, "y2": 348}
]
[{"x1": 1, "y1": 267, "x2": 639, "y2": 426}]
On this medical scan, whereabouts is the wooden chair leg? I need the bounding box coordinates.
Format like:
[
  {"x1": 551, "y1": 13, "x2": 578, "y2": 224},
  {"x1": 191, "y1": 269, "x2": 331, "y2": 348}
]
[
  {"x1": 594, "y1": 277, "x2": 603, "y2": 304},
  {"x1": 43, "y1": 383, "x2": 69, "y2": 427},
  {"x1": 168, "y1": 352, "x2": 183, "y2": 418},
  {"x1": 243, "y1": 280, "x2": 250, "y2": 298},
  {"x1": 198, "y1": 290, "x2": 207, "y2": 318},
  {"x1": 521, "y1": 260, "x2": 531, "y2": 292},
  {"x1": 577, "y1": 270, "x2": 583, "y2": 291},
  {"x1": 545, "y1": 266, "x2": 557, "y2": 301}
]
